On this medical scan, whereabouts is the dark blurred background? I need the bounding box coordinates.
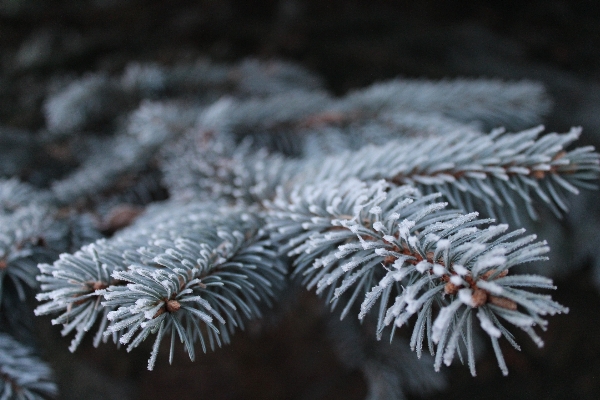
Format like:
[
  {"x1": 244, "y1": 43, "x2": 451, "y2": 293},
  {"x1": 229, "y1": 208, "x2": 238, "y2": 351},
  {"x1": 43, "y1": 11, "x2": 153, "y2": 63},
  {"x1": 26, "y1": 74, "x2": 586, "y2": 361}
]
[{"x1": 2, "y1": 1, "x2": 600, "y2": 399}]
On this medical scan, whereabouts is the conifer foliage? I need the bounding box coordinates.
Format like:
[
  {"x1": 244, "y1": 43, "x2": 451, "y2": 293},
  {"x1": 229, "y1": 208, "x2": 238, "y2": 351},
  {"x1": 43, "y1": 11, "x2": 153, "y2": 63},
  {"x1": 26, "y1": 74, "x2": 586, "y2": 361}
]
[{"x1": 1, "y1": 57, "x2": 598, "y2": 399}]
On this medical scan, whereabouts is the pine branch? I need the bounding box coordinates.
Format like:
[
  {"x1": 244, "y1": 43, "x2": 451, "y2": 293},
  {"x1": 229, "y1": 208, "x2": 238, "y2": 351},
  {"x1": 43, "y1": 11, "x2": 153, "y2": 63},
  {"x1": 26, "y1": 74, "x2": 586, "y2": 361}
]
[
  {"x1": 102, "y1": 211, "x2": 285, "y2": 370},
  {"x1": 35, "y1": 202, "x2": 216, "y2": 351},
  {"x1": 268, "y1": 179, "x2": 568, "y2": 375},
  {"x1": 298, "y1": 126, "x2": 599, "y2": 222},
  {"x1": 36, "y1": 202, "x2": 286, "y2": 369},
  {"x1": 340, "y1": 78, "x2": 551, "y2": 130},
  {"x1": 187, "y1": 78, "x2": 544, "y2": 158},
  {"x1": 141, "y1": 58, "x2": 323, "y2": 98},
  {"x1": 0, "y1": 332, "x2": 57, "y2": 399},
  {"x1": 0, "y1": 181, "x2": 54, "y2": 307},
  {"x1": 43, "y1": 73, "x2": 128, "y2": 138},
  {"x1": 160, "y1": 127, "x2": 302, "y2": 203},
  {"x1": 42, "y1": 58, "x2": 323, "y2": 141},
  {"x1": 50, "y1": 101, "x2": 198, "y2": 204},
  {"x1": 165, "y1": 115, "x2": 598, "y2": 224},
  {"x1": 24, "y1": 55, "x2": 599, "y2": 396}
]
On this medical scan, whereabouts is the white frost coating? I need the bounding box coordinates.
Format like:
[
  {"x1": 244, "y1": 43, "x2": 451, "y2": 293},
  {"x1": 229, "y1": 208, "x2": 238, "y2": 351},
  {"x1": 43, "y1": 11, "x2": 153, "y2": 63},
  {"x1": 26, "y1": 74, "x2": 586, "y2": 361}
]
[
  {"x1": 340, "y1": 258, "x2": 361, "y2": 272},
  {"x1": 383, "y1": 235, "x2": 396, "y2": 243},
  {"x1": 403, "y1": 284, "x2": 422, "y2": 313},
  {"x1": 452, "y1": 264, "x2": 469, "y2": 276},
  {"x1": 359, "y1": 239, "x2": 380, "y2": 250},
  {"x1": 436, "y1": 239, "x2": 450, "y2": 250},
  {"x1": 387, "y1": 212, "x2": 400, "y2": 221},
  {"x1": 386, "y1": 295, "x2": 406, "y2": 324},
  {"x1": 473, "y1": 248, "x2": 506, "y2": 276},
  {"x1": 392, "y1": 270, "x2": 407, "y2": 281},
  {"x1": 369, "y1": 206, "x2": 382, "y2": 215},
  {"x1": 408, "y1": 236, "x2": 418, "y2": 248},
  {"x1": 432, "y1": 300, "x2": 462, "y2": 343},
  {"x1": 379, "y1": 274, "x2": 393, "y2": 288},
  {"x1": 341, "y1": 220, "x2": 360, "y2": 233},
  {"x1": 432, "y1": 264, "x2": 446, "y2": 276},
  {"x1": 416, "y1": 260, "x2": 430, "y2": 273},
  {"x1": 477, "y1": 310, "x2": 501, "y2": 338},
  {"x1": 337, "y1": 242, "x2": 362, "y2": 252},
  {"x1": 477, "y1": 280, "x2": 504, "y2": 295},
  {"x1": 458, "y1": 288, "x2": 475, "y2": 307},
  {"x1": 449, "y1": 275, "x2": 464, "y2": 286},
  {"x1": 398, "y1": 219, "x2": 415, "y2": 239},
  {"x1": 426, "y1": 233, "x2": 440, "y2": 243},
  {"x1": 372, "y1": 221, "x2": 385, "y2": 232},
  {"x1": 392, "y1": 258, "x2": 407, "y2": 270},
  {"x1": 374, "y1": 248, "x2": 390, "y2": 256},
  {"x1": 458, "y1": 243, "x2": 486, "y2": 265}
]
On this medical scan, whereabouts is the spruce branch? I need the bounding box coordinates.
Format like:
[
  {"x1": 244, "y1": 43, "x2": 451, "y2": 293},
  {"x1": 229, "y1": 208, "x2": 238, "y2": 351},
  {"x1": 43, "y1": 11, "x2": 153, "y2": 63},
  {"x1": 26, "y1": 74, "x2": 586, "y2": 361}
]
[
  {"x1": 50, "y1": 101, "x2": 198, "y2": 204},
  {"x1": 0, "y1": 332, "x2": 57, "y2": 399},
  {"x1": 36, "y1": 202, "x2": 285, "y2": 369},
  {"x1": 42, "y1": 58, "x2": 323, "y2": 141},
  {"x1": 339, "y1": 78, "x2": 551, "y2": 130},
  {"x1": 140, "y1": 57, "x2": 323, "y2": 98},
  {"x1": 35, "y1": 202, "x2": 219, "y2": 351},
  {"x1": 23, "y1": 54, "x2": 600, "y2": 396},
  {"x1": 0, "y1": 179, "x2": 55, "y2": 308},
  {"x1": 268, "y1": 179, "x2": 568, "y2": 375},
  {"x1": 161, "y1": 127, "x2": 302, "y2": 203},
  {"x1": 34, "y1": 240, "x2": 130, "y2": 352},
  {"x1": 43, "y1": 73, "x2": 126, "y2": 137},
  {"x1": 186, "y1": 78, "x2": 546, "y2": 159},
  {"x1": 298, "y1": 126, "x2": 599, "y2": 222}
]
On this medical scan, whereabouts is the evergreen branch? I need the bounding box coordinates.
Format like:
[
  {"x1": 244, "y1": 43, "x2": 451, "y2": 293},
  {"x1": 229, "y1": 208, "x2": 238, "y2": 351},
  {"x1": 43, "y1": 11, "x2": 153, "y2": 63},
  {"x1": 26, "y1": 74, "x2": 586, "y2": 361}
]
[
  {"x1": 161, "y1": 128, "x2": 302, "y2": 203},
  {"x1": 190, "y1": 78, "x2": 543, "y2": 158},
  {"x1": 268, "y1": 179, "x2": 568, "y2": 375},
  {"x1": 50, "y1": 101, "x2": 198, "y2": 204},
  {"x1": 34, "y1": 240, "x2": 130, "y2": 352},
  {"x1": 0, "y1": 203, "x2": 53, "y2": 307},
  {"x1": 23, "y1": 53, "x2": 598, "y2": 396},
  {"x1": 339, "y1": 78, "x2": 551, "y2": 130},
  {"x1": 0, "y1": 332, "x2": 57, "y2": 399},
  {"x1": 124, "y1": 58, "x2": 323, "y2": 98},
  {"x1": 299, "y1": 126, "x2": 599, "y2": 222},
  {"x1": 0, "y1": 179, "x2": 51, "y2": 212},
  {"x1": 43, "y1": 73, "x2": 126, "y2": 137},
  {"x1": 42, "y1": 58, "x2": 323, "y2": 141},
  {"x1": 101, "y1": 209, "x2": 285, "y2": 369},
  {"x1": 34, "y1": 202, "x2": 219, "y2": 351},
  {"x1": 36, "y1": 202, "x2": 285, "y2": 369}
]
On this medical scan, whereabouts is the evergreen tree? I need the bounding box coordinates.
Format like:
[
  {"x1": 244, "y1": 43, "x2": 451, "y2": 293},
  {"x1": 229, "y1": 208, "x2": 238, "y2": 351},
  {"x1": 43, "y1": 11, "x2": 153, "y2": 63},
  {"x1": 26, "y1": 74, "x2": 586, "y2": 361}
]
[{"x1": 1, "y1": 57, "x2": 598, "y2": 399}]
